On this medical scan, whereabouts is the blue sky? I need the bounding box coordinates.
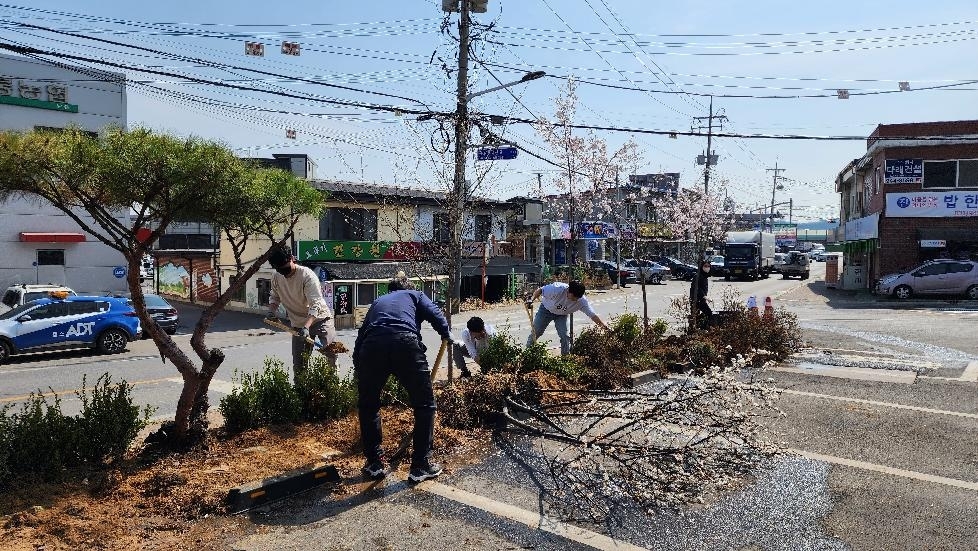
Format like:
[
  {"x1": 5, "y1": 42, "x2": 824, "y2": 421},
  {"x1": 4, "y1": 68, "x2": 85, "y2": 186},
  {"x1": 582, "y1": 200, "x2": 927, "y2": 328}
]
[{"x1": 3, "y1": 0, "x2": 976, "y2": 221}]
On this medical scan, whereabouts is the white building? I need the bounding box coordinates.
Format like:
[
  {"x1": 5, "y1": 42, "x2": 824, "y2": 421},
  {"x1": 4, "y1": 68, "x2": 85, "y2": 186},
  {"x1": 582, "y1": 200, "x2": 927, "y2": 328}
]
[{"x1": 0, "y1": 52, "x2": 130, "y2": 294}]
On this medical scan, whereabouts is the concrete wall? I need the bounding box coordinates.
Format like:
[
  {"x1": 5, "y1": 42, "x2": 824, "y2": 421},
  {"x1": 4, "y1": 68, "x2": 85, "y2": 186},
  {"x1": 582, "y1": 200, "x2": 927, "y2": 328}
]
[{"x1": 0, "y1": 53, "x2": 128, "y2": 295}]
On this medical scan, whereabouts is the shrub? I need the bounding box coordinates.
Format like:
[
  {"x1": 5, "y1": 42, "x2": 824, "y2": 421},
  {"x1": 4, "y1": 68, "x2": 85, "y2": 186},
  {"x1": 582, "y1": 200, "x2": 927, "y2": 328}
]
[
  {"x1": 687, "y1": 340, "x2": 719, "y2": 369},
  {"x1": 438, "y1": 374, "x2": 512, "y2": 429},
  {"x1": 381, "y1": 376, "x2": 410, "y2": 407},
  {"x1": 76, "y1": 373, "x2": 154, "y2": 464},
  {"x1": 2, "y1": 392, "x2": 79, "y2": 482},
  {"x1": 646, "y1": 318, "x2": 669, "y2": 343},
  {"x1": 220, "y1": 358, "x2": 302, "y2": 433},
  {"x1": 611, "y1": 313, "x2": 642, "y2": 345},
  {"x1": 295, "y1": 355, "x2": 357, "y2": 422},
  {"x1": 478, "y1": 333, "x2": 523, "y2": 375},
  {"x1": 704, "y1": 307, "x2": 802, "y2": 362}
]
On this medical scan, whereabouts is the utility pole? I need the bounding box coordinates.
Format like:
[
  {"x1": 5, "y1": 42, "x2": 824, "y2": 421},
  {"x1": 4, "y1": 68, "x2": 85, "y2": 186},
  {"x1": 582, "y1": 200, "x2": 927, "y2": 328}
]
[
  {"x1": 443, "y1": 0, "x2": 472, "y2": 382},
  {"x1": 766, "y1": 162, "x2": 786, "y2": 229},
  {"x1": 692, "y1": 96, "x2": 727, "y2": 195},
  {"x1": 535, "y1": 172, "x2": 543, "y2": 198}
]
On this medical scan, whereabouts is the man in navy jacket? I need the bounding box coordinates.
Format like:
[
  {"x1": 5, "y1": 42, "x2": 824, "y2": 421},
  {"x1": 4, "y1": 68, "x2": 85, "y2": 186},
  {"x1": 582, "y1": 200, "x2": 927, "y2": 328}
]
[{"x1": 353, "y1": 275, "x2": 452, "y2": 483}]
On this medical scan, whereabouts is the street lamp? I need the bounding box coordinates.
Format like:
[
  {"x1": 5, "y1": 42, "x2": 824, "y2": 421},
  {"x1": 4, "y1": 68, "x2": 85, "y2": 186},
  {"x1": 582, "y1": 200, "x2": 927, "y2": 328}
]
[{"x1": 466, "y1": 71, "x2": 546, "y2": 101}]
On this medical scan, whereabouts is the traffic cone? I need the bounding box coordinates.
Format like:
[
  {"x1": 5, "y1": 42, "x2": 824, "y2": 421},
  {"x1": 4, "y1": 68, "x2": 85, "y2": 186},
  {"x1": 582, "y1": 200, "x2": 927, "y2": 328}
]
[
  {"x1": 746, "y1": 295, "x2": 759, "y2": 317},
  {"x1": 763, "y1": 296, "x2": 774, "y2": 320}
]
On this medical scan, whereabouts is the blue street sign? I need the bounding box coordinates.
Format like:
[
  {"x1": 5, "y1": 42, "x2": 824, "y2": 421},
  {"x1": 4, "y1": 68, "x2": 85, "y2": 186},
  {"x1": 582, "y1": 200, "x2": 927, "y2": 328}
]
[
  {"x1": 476, "y1": 146, "x2": 518, "y2": 161},
  {"x1": 113, "y1": 266, "x2": 127, "y2": 278}
]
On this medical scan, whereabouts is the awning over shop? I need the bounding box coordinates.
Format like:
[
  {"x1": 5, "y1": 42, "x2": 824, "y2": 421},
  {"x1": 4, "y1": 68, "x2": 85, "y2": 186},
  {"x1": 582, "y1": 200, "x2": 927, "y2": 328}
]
[
  {"x1": 18, "y1": 232, "x2": 86, "y2": 243},
  {"x1": 918, "y1": 228, "x2": 978, "y2": 244}
]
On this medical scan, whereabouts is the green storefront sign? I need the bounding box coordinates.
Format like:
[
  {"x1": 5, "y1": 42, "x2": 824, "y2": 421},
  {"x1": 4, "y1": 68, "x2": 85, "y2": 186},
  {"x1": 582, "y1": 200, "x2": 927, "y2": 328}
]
[
  {"x1": 0, "y1": 95, "x2": 79, "y2": 113},
  {"x1": 298, "y1": 240, "x2": 422, "y2": 261}
]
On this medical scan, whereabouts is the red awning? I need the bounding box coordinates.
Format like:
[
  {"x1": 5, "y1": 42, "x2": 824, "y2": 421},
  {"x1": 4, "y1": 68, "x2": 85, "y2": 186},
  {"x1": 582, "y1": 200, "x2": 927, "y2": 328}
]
[{"x1": 19, "y1": 232, "x2": 86, "y2": 243}]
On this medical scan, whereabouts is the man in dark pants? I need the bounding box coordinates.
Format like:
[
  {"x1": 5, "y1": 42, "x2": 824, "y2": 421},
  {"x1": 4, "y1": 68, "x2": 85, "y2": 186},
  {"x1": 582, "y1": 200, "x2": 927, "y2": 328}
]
[
  {"x1": 690, "y1": 260, "x2": 713, "y2": 329},
  {"x1": 353, "y1": 276, "x2": 452, "y2": 483}
]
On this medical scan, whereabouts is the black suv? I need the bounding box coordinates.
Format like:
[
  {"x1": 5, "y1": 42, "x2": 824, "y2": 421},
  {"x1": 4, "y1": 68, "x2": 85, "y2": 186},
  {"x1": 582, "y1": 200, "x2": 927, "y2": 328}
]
[{"x1": 647, "y1": 255, "x2": 697, "y2": 281}]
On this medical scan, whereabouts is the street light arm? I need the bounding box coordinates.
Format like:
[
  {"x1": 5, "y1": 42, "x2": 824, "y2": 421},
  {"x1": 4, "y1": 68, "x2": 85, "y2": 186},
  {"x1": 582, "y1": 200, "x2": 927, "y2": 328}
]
[{"x1": 466, "y1": 71, "x2": 546, "y2": 101}]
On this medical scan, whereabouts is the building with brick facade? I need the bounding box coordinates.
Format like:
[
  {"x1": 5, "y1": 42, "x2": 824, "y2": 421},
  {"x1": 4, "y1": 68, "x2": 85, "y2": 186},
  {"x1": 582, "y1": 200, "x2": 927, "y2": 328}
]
[{"x1": 835, "y1": 120, "x2": 978, "y2": 290}]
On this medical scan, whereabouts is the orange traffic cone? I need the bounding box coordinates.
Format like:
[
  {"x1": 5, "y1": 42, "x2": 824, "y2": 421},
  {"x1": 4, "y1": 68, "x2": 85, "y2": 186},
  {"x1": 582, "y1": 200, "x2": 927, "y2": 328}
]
[
  {"x1": 747, "y1": 295, "x2": 759, "y2": 317},
  {"x1": 763, "y1": 296, "x2": 774, "y2": 320}
]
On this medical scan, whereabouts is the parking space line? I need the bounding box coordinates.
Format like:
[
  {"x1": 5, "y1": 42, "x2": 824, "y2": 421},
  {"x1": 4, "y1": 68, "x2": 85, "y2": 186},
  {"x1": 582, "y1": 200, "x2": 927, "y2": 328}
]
[
  {"x1": 406, "y1": 474, "x2": 649, "y2": 551},
  {"x1": 779, "y1": 389, "x2": 978, "y2": 419},
  {"x1": 790, "y1": 449, "x2": 978, "y2": 492},
  {"x1": 960, "y1": 360, "x2": 978, "y2": 382}
]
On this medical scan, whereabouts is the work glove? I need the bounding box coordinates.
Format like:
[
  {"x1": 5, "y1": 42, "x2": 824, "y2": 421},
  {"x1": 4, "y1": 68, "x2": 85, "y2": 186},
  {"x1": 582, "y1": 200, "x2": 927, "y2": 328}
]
[
  {"x1": 296, "y1": 327, "x2": 310, "y2": 340},
  {"x1": 524, "y1": 301, "x2": 534, "y2": 310},
  {"x1": 264, "y1": 311, "x2": 277, "y2": 320}
]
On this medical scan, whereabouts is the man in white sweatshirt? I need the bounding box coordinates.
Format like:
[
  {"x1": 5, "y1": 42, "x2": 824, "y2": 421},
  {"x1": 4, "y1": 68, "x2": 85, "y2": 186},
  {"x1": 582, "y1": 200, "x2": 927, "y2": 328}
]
[
  {"x1": 525, "y1": 280, "x2": 609, "y2": 355},
  {"x1": 266, "y1": 245, "x2": 337, "y2": 380},
  {"x1": 453, "y1": 316, "x2": 496, "y2": 377}
]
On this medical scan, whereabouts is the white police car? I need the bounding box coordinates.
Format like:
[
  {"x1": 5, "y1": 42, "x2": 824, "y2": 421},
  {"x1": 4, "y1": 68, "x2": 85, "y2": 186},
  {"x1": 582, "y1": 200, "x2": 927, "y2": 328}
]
[{"x1": 0, "y1": 293, "x2": 141, "y2": 364}]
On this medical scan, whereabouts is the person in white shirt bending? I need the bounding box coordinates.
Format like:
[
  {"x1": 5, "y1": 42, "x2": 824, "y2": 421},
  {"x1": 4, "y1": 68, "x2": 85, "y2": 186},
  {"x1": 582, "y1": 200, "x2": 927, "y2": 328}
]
[
  {"x1": 525, "y1": 280, "x2": 609, "y2": 355},
  {"x1": 453, "y1": 316, "x2": 496, "y2": 377}
]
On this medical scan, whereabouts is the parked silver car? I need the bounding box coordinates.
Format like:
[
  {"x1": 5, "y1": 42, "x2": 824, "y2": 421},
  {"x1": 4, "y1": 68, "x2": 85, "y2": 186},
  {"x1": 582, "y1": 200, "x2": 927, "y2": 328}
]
[
  {"x1": 624, "y1": 259, "x2": 671, "y2": 284},
  {"x1": 875, "y1": 259, "x2": 978, "y2": 300}
]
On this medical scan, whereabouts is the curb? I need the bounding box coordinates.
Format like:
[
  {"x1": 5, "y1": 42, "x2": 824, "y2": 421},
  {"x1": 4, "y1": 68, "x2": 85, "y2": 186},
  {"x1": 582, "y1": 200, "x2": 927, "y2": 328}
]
[
  {"x1": 629, "y1": 369, "x2": 661, "y2": 388},
  {"x1": 226, "y1": 462, "x2": 341, "y2": 513}
]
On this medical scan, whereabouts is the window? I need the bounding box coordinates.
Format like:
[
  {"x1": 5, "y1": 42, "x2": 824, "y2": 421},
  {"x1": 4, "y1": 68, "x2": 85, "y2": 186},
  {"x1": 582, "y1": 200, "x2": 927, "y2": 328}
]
[
  {"x1": 356, "y1": 283, "x2": 375, "y2": 306},
  {"x1": 432, "y1": 213, "x2": 450, "y2": 243},
  {"x1": 922, "y1": 161, "x2": 958, "y2": 188},
  {"x1": 958, "y1": 160, "x2": 978, "y2": 188},
  {"x1": 474, "y1": 214, "x2": 491, "y2": 242},
  {"x1": 948, "y1": 262, "x2": 974, "y2": 274},
  {"x1": 319, "y1": 208, "x2": 378, "y2": 240},
  {"x1": 228, "y1": 274, "x2": 246, "y2": 303},
  {"x1": 37, "y1": 249, "x2": 65, "y2": 266},
  {"x1": 27, "y1": 302, "x2": 68, "y2": 320},
  {"x1": 1, "y1": 291, "x2": 17, "y2": 308},
  {"x1": 917, "y1": 263, "x2": 948, "y2": 276},
  {"x1": 255, "y1": 278, "x2": 271, "y2": 306},
  {"x1": 158, "y1": 234, "x2": 213, "y2": 249},
  {"x1": 68, "y1": 301, "x2": 101, "y2": 315}
]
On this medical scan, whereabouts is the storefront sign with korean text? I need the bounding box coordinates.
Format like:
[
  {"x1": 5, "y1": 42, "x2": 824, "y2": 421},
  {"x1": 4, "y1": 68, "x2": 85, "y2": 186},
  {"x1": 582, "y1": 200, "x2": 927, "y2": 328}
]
[
  {"x1": 298, "y1": 240, "x2": 422, "y2": 261},
  {"x1": 883, "y1": 159, "x2": 923, "y2": 184},
  {"x1": 772, "y1": 223, "x2": 798, "y2": 247},
  {"x1": 577, "y1": 221, "x2": 617, "y2": 239},
  {"x1": 886, "y1": 192, "x2": 978, "y2": 217},
  {"x1": 550, "y1": 221, "x2": 572, "y2": 240},
  {"x1": 0, "y1": 77, "x2": 77, "y2": 113}
]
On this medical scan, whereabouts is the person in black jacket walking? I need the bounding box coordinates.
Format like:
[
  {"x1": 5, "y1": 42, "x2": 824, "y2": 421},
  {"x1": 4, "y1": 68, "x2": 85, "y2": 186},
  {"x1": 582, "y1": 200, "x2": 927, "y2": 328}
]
[
  {"x1": 690, "y1": 260, "x2": 713, "y2": 329},
  {"x1": 353, "y1": 276, "x2": 452, "y2": 483}
]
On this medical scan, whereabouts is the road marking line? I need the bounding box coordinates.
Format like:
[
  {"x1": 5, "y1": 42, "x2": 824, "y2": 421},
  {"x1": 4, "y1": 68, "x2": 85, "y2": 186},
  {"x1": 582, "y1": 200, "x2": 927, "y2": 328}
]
[
  {"x1": 771, "y1": 365, "x2": 917, "y2": 384},
  {"x1": 1, "y1": 376, "x2": 236, "y2": 403},
  {"x1": 406, "y1": 475, "x2": 648, "y2": 551},
  {"x1": 790, "y1": 449, "x2": 978, "y2": 492},
  {"x1": 166, "y1": 377, "x2": 236, "y2": 395},
  {"x1": 0, "y1": 376, "x2": 177, "y2": 403},
  {"x1": 961, "y1": 360, "x2": 978, "y2": 382},
  {"x1": 779, "y1": 389, "x2": 978, "y2": 419}
]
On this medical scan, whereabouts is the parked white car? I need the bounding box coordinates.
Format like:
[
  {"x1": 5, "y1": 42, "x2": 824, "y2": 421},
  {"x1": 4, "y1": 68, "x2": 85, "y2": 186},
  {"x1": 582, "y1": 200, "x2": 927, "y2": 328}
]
[
  {"x1": 1, "y1": 284, "x2": 77, "y2": 314},
  {"x1": 876, "y1": 259, "x2": 978, "y2": 300}
]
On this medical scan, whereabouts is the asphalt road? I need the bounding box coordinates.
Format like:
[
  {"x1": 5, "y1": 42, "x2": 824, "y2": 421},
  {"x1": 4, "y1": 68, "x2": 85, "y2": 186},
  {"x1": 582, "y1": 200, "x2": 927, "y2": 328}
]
[{"x1": 3, "y1": 263, "x2": 977, "y2": 550}]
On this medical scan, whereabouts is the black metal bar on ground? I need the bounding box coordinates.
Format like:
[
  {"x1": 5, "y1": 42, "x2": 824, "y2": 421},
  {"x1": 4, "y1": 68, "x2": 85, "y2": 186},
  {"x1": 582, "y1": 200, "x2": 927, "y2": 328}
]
[{"x1": 226, "y1": 463, "x2": 341, "y2": 514}]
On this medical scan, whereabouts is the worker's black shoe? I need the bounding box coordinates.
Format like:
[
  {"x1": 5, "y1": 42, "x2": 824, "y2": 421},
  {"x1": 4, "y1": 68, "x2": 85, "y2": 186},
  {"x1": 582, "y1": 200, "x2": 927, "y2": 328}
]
[
  {"x1": 460, "y1": 369, "x2": 472, "y2": 378},
  {"x1": 361, "y1": 459, "x2": 388, "y2": 480},
  {"x1": 408, "y1": 462, "x2": 443, "y2": 483}
]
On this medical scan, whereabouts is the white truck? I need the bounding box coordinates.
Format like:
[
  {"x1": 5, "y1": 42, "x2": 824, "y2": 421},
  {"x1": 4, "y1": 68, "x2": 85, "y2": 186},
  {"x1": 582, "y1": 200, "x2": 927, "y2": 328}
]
[{"x1": 723, "y1": 231, "x2": 776, "y2": 281}]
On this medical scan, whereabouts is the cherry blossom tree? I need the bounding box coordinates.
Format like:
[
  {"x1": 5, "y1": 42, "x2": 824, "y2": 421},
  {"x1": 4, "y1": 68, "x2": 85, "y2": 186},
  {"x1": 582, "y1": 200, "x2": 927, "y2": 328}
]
[
  {"x1": 535, "y1": 78, "x2": 641, "y2": 265},
  {"x1": 652, "y1": 180, "x2": 732, "y2": 329}
]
